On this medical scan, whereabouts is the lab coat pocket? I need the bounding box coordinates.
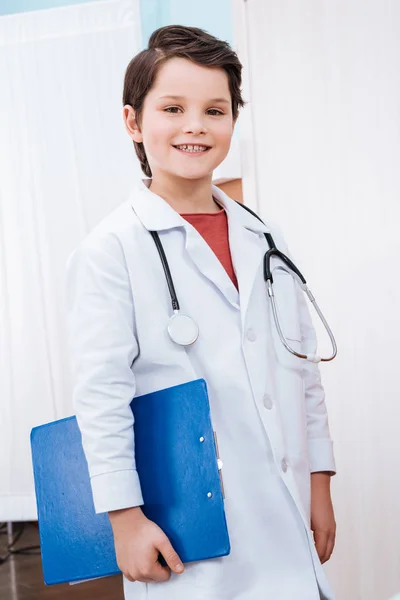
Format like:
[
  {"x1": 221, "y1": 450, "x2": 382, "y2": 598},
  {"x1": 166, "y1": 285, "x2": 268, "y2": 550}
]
[{"x1": 270, "y1": 266, "x2": 302, "y2": 343}]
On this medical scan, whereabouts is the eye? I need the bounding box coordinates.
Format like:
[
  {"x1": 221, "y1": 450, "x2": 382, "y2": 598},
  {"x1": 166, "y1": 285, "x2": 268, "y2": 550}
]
[
  {"x1": 164, "y1": 106, "x2": 182, "y2": 113},
  {"x1": 207, "y1": 109, "x2": 224, "y2": 116}
]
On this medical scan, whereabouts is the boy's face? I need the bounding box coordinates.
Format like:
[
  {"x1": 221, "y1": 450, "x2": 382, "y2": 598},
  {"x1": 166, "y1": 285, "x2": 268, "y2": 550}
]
[{"x1": 125, "y1": 57, "x2": 235, "y2": 181}]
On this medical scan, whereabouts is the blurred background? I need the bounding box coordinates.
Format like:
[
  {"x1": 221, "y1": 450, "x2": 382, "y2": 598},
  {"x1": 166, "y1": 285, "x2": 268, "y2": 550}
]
[{"x1": 0, "y1": 1, "x2": 399, "y2": 598}]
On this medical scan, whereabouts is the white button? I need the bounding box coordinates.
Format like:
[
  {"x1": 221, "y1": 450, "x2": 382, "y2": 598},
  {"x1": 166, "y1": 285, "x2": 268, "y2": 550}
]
[
  {"x1": 246, "y1": 328, "x2": 257, "y2": 342},
  {"x1": 263, "y1": 394, "x2": 273, "y2": 410},
  {"x1": 281, "y1": 458, "x2": 288, "y2": 473}
]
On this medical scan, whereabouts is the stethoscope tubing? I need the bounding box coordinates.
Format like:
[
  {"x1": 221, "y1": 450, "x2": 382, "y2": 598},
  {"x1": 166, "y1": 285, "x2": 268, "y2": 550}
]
[
  {"x1": 240, "y1": 202, "x2": 337, "y2": 363},
  {"x1": 150, "y1": 230, "x2": 180, "y2": 311},
  {"x1": 148, "y1": 202, "x2": 338, "y2": 363}
]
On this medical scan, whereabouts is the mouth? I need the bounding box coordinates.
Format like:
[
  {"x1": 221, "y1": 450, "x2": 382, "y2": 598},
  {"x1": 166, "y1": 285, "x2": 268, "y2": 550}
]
[{"x1": 172, "y1": 144, "x2": 211, "y2": 155}]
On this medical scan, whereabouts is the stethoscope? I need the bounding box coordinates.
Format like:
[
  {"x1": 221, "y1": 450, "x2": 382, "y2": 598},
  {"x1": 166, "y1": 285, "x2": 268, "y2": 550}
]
[{"x1": 149, "y1": 202, "x2": 337, "y2": 364}]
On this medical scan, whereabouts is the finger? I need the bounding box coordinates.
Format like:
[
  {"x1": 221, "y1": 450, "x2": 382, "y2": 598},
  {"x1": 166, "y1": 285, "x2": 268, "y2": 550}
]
[
  {"x1": 157, "y1": 537, "x2": 184, "y2": 575},
  {"x1": 157, "y1": 538, "x2": 184, "y2": 574},
  {"x1": 322, "y1": 531, "x2": 336, "y2": 563},
  {"x1": 149, "y1": 561, "x2": 172, "y2": 582},
  {"x1": 313, "y1": 530, "x2": 329, "y2": 562},
  {"x1": 135, "y1": 561, "x2": 171, "y2": 584}
]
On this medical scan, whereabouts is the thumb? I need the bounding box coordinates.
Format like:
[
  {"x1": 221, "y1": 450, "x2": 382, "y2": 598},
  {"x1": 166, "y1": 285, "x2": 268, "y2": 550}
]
[{"x1": 157, "y1": 536, "x2": 184, "y2": 574}]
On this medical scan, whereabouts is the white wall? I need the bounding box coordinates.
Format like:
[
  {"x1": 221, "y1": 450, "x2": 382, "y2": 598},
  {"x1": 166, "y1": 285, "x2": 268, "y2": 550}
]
[{"x1": 233, "y1": 1, "x2": 400, "y2": 599}]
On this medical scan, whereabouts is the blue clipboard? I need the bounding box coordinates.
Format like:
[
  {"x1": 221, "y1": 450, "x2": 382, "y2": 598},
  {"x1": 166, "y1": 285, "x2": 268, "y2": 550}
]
[{"x1": 30, "y1": 379, "x2": 230, "y2": 585}]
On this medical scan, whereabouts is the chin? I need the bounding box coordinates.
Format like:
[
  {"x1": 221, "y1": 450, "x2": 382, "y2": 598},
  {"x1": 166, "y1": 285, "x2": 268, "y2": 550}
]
[
  {"x1": 182, "y1": 172, "x2": 211, "y2": 180},
  {"x1": 170, "y1": 169, "x2": 212, "y2": 181}
]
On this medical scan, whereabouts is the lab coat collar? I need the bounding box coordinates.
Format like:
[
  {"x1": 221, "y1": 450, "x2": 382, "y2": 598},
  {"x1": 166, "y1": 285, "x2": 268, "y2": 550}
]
[
  {"x1": 129, "y1": 179, "x2": 185, "y2": 231},
  {"x1": 211, "y1": 186, "x2": 271, "y2": 235},
  {"x1": 129, "y1": 178, "x2": 269, "y2": 315},
  {"x1": 129, "y1": 178, "x2": 271, "y2": 235}
]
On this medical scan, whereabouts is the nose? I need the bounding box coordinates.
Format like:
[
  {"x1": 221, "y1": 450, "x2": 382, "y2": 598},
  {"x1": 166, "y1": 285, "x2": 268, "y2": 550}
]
[{"x1": 182, "y1": 113, "x2": 208, "y2": 136}]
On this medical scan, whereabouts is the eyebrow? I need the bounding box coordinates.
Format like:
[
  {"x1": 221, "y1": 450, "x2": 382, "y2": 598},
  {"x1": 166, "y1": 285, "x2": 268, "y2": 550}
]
[{"x1": 159, "y1": 95, "x2": 230, "y2": 104}]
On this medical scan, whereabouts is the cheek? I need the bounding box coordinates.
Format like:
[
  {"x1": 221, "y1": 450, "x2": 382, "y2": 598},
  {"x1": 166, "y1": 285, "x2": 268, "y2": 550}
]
[
  {"x1": 142, "y1": 115, "x2": 176, "y2": 153},
  {"x1": 213, "y1": 118, "x2": 234, "y2": 140},
  {"x1": 214, "y1": 126, "x2": 233, "y2": 152}
]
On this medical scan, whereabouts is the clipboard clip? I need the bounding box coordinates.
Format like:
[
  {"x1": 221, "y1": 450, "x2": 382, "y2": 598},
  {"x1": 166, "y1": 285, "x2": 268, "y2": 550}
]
[{"x1": 213, "y1": 431, "x2": 225, "y2": 499}]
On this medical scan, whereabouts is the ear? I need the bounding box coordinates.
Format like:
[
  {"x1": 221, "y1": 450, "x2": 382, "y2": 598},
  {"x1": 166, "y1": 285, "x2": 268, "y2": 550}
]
[{"x1": 123, "y1": 105, "x2": 143, "y2": 143}]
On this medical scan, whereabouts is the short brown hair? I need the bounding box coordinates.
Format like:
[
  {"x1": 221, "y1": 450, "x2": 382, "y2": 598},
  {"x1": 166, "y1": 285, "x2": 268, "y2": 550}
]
[{"x1": 123, "y1": 25, "x2": 246, "y2": 177}]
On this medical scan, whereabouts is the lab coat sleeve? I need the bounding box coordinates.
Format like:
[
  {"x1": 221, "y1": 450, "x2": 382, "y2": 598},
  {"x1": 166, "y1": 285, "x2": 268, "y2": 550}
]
[
  {"x1": 296, "y1": 284, "x2": 336, "y2": 475},
  {"x1": 270, "y1": 223, "x2": 336, "y2": 475},
  {"x1": 66, "y1": 235, "x2": 144, "y2": 514}
]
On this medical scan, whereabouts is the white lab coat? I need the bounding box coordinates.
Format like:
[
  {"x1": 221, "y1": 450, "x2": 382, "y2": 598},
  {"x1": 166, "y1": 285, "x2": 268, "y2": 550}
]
[{"x1": 66, "y1": 178, "x2": 336, "y2": 600}]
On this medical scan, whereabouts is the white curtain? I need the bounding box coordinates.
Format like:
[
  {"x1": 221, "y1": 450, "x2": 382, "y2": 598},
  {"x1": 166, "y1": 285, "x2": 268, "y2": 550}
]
[
  {"x1": 234, "y1": 1, "x2": 400, "y2": 599},
  {"x1": 0, "y1": 0, "x2": 143, "y2": 522}
]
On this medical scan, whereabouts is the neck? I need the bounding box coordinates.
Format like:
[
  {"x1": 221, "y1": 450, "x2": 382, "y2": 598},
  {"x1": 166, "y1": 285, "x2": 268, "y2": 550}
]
[{"x1": 148, "y1": 171, "x2": 220, "y2": 214}]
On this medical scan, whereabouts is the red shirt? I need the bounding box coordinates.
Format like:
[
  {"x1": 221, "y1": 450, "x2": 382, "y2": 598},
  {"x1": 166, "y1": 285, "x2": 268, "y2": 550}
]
[{"x1": 180, "y1": 208, "x2": 238, "y2": 290}]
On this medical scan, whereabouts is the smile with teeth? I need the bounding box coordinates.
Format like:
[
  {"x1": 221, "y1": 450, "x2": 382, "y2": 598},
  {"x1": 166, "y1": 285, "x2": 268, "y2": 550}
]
[{"x1": 174, "y1": 144, "x2": 210, "y2": 153}]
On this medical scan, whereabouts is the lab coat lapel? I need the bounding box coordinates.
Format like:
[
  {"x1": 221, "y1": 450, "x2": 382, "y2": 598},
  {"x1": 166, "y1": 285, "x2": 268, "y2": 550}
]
[
  {"x1": 184, "y1": 225, "x2": 240, "y2": 308},
  {"x1": 228, "y1": 220, "x2": 266, "y2": 325},
  {"x1": 129, "y1": 179, "x2": 240, "y2": 308},
  {"x1": 211, "y1": 186, "x2": 271, "y2": 325}
]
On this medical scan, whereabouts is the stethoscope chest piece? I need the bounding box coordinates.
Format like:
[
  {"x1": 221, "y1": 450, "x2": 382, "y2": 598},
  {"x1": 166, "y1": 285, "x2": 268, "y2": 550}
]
[
  {"x1": 168, "y1": 311, "x2": 199, "y2": 346},
  {"x1": 149, "y1": 203, "x2": 337, "y2": 361}
]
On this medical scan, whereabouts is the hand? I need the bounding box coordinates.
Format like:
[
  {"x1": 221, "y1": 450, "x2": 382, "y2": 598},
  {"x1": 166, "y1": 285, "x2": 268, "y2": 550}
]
[
  {"x1": 310, "y1": 472, "x2": 336, "y2": 564},
  {"x1": 108, "y1": 506, "x2": 184, "y2": 583}
]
